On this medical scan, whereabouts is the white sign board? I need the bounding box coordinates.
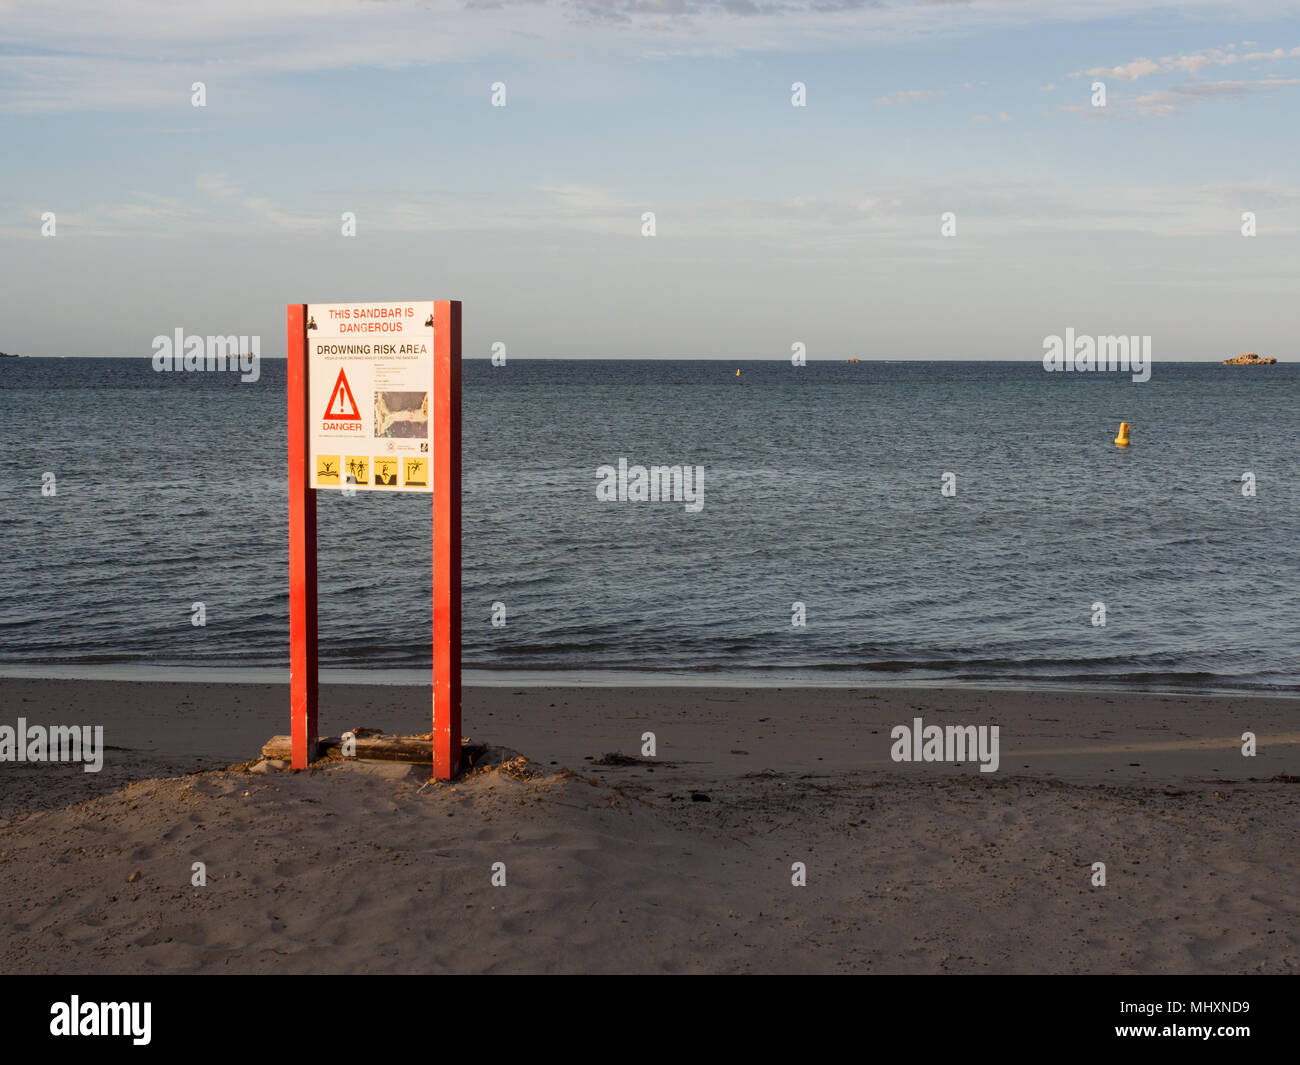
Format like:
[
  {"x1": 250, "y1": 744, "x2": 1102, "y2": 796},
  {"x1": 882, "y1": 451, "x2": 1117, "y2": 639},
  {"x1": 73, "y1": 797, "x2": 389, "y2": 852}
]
[{"x1": 308, "y1": 300, "x2": 434, "y2": 493}]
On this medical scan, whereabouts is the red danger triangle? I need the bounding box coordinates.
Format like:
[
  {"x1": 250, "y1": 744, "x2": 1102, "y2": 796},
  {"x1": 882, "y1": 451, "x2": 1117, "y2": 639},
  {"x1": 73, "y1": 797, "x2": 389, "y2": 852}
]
[{"x1": 323, "y1": 368, "x2": 360, "y2": 420}]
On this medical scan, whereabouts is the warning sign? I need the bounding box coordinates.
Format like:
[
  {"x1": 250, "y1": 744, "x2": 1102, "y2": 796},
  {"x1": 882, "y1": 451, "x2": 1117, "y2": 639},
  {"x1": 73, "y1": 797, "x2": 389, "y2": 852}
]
[
  {"x1": 344, "y1": 456, "x2": 369, "y2": 485},
  {"x1": 322, "y1": 369, "x2": 360, "y2": 424},
  {"x1": 403, "y1": 457, "x2": 428, "y2": 487},
  {"x1": 288, "y1": 298, "x2": 461, "y2": 778},
  {"x1": 308, "y1": 301, "x2": 435, "y2": 493},
  {"x1": 316, "y1": 455, "x2": 341, "y2": 484},
  {"x1": 374, "y1": 456, "x2": 399, "y2": 487}
]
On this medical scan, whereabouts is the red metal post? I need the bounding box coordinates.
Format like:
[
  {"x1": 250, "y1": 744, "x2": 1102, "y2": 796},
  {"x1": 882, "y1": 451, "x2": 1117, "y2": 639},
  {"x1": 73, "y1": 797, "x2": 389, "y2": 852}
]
[
  {"x1": 287, "y1": 303, "x2": 319, "y2": 769},
  {"x1": 432, "y1": 300, "x2": 462, "y2": 779}
]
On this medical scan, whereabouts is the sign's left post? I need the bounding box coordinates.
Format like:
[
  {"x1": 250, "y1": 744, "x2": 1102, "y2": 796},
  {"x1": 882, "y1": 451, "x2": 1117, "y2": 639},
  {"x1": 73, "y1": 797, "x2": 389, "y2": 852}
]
[{"x1": 286, "y1": 303, "x2": 319, "y2": 769}]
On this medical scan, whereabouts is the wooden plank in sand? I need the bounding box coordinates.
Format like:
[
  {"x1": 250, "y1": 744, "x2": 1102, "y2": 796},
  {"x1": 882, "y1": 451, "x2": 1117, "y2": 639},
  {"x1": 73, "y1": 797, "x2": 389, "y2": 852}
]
[{"x1": 261, "y1": 734, "x2": 433, "y2": 763}]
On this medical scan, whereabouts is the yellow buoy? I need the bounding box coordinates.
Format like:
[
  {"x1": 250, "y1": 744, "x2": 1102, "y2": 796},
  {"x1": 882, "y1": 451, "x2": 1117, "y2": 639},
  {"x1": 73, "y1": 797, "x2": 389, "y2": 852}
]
[
  {"x1": 1114, "y1": 422, "x2": 1131, "y2": 447},
  {"x1": 736, "y1": 368, "x2": 741, "y2": 376}
]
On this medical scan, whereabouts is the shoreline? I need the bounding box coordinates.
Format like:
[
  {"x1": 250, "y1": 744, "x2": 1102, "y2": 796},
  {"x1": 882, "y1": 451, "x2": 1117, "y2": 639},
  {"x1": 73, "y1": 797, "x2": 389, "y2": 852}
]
[
  {"x1": 3, "y1": 675, "x2": 1297, "y2": 803},
  {"x1": 0, "y1": 661, "x2": 1294, "y2": 699}
]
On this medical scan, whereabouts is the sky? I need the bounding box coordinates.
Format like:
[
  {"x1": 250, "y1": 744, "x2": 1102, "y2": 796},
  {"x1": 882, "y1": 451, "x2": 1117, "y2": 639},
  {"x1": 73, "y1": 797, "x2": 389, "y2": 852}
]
[{"x1": 2, "y1": 0, "x2": 1299, "y2": 359}]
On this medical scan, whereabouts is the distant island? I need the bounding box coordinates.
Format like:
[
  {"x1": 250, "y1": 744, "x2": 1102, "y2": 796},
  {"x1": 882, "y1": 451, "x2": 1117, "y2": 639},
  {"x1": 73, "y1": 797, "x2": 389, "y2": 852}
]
[
  {"x1": 1222, "y1": 352, "x2": 1277, "y2": 365},
  {"x1": 0, "y1": 351, "x2": 18, "y2": 358}
]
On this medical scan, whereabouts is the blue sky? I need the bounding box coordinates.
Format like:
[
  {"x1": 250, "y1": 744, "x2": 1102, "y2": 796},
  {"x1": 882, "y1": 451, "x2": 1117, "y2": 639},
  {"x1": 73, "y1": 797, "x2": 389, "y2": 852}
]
[{"x1": 3, "y1": 1, "x2": 1299, "y2": 358}]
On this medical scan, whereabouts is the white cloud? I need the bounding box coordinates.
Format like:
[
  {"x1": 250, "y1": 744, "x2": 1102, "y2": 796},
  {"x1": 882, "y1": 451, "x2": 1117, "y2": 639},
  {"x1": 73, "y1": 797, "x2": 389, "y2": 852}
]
[
  {"x1": 3, "y1": 0, "x2": 1282, "y2": 114},
  {"x1": 29, "y1": 175, "x2": 1297, "y2": 243},
  {"x1": 875, "y1": 88, "x2": 947, "y2": 105},
  {"x1": 1086, "y1": 56, "x2": 1163, "y2": 81},
  {"x1": 1131, "y1": 91, "x2": 1178, "y2": 116},
  {"x1": 1071, "y1": 43, "x2": 1300, "y2": 82},
  {"x1": 1131, "y1": 77, "x2": 1300, "y2": 115}
]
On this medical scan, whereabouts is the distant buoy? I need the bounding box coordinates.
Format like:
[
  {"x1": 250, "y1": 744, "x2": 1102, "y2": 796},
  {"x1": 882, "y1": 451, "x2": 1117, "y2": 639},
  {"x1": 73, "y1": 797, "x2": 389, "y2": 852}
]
[
  {"x1": 1114, "y1": 422, "x2": 1131, "y2": 447},
  {"x1": 736, "y1": 368, "x2": 741, "y2": 376}
]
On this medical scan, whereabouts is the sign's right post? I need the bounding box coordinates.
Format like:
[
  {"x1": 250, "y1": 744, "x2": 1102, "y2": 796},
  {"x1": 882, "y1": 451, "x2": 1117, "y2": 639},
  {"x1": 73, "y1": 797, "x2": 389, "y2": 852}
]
[{"x1": 431, "y1": 300, "x2": 462, "y2": 780}]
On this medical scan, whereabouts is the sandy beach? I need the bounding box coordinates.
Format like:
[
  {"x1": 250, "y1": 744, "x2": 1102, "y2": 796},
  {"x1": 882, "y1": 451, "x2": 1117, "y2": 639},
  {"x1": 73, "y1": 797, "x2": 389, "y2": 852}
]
[{"x1": 1, "y1": 678, "x2": 1296, "y2": 974}]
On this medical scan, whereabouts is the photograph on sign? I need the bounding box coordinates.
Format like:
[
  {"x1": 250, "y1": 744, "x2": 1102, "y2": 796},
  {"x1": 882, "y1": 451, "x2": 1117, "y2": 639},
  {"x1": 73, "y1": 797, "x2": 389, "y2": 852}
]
[
  {"x1": 308, "y1": 301, "x2": 435, "y2": 493},
  {"x1": 375, "y1": 391, "x2": 429, "y2": 438}
]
